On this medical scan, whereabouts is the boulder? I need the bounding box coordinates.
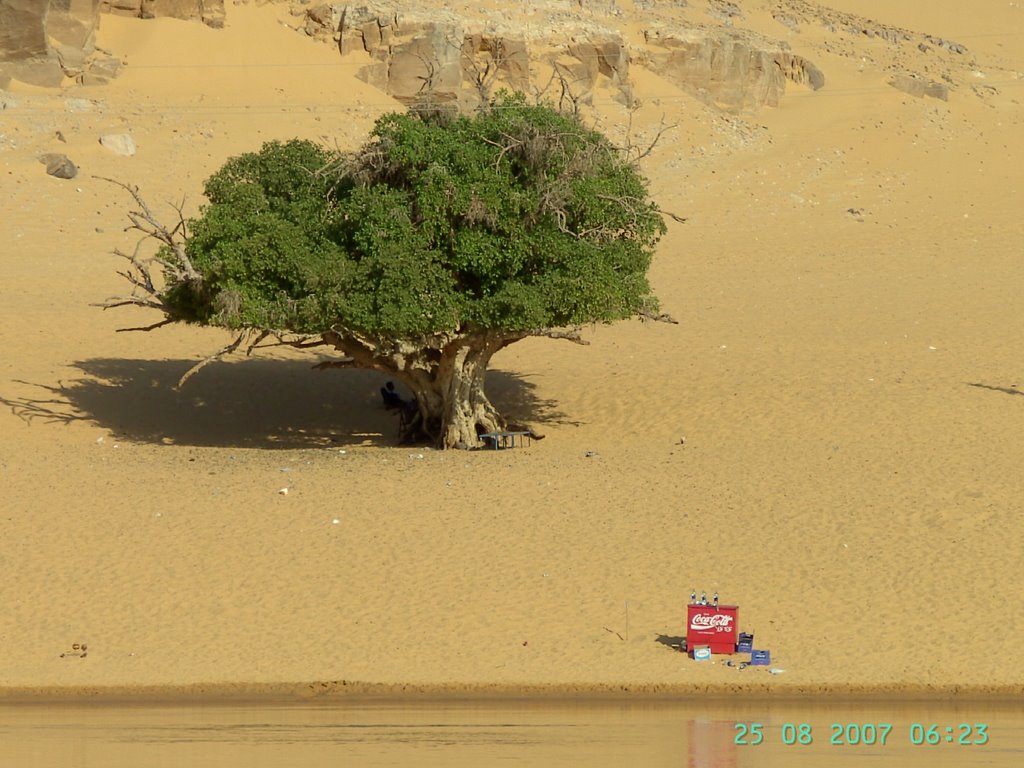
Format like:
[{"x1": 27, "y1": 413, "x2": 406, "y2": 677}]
[
  {"x1": 39, "y1": 153, "x2": 79, "y2": 179},
  {"x1": 100, "y1": 132, "x2": 138, "y2": 156},
  {"x1": 889, "y1": 73, "x2": 949, "y2": 101},
  {"x1": 81, "y1": 54, "x2": 121, "y2": 85}
]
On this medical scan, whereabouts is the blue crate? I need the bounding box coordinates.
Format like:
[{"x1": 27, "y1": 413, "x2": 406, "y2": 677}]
[
  {"x1": 736, "y1": 633, "x2": 754, "y2": 653},
  {"x1": 750, "y1": 650, "x2": 771, "y2": 666}
]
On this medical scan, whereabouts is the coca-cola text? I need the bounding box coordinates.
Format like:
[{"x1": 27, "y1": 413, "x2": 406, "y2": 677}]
[{"x1": 689, "y1": 613, "x2": 735, "y2": 632}]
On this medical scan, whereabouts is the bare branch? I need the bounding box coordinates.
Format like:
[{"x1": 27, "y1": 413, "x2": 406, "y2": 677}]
[
  {"x1": 95, "y1": 176, "x2": 200, "y2": 284},
  {"x1": 530, "y1": 62, "x2": 589, "y2": 118},
  {"x1": 658, "y1": 208, "x2": 688, "y2": 223},
  {"x1": 532, "y1": 328, "x2": 590, "y2": 345},
  {"x1": 95, "y1": 296, "x2": 167, "y2": 312},
  {"x1": 168, "y1": 195, "x2": 190, "y2": 241},
  {"x1": 553, "y1": 63, "x2": 587, "y2": 118},
  {"x1": 244, "y1": 330, "x2": 272, "y2": 357},
  {"x1": 277, "y1": 337, "x2": 332, "y2": 350},
  {"x1": 531, "y1": 68, "x2": 560, "y2": 106},
  {"x1": 460, "y1": 36, "x2": 507, "y2": 105},
  {"x1": 638, "y1": 309, "x2": 678, "y2": 324},
  {"x1": 116, "y1": 318, "x2": 176, "y2": 333},
  {"x1": 603, "y1": 626, "x2": 625, "y2": 641},
  {"x1": 110, "y1": 241, "x2": 157, "y2": 293},
  {"x1": 96, "y1": 239, "x2": 168, "y2": 313},
  {"x1": 414, "y1": 53, "x2": 439, "y2": 95},
  {"x1": 480, "y1": 131, "x2": 525, "y2": 172},
  {"x1": 618, "y1": 112, "x2": 678, "y2": 162},
  {"x1": 176, "y1": 330, "x2": 251, "y2": 389}
]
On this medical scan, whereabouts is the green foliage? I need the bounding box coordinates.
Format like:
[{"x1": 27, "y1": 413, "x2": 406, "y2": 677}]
[{"x1": 162, "y1": 95, "x2": 666, "y2": 338}]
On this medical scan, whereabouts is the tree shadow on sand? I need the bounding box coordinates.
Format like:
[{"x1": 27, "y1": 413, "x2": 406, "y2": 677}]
[{"x1": 2, "y1": 357, "x2": 578, "y2": 449}]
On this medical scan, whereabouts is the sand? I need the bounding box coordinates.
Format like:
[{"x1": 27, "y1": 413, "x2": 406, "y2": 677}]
[{"x1": 1, "y1": 0, "x2": 1022, "y2": 700}]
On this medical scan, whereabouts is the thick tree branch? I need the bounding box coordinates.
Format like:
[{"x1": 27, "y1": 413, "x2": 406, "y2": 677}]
[
  {"x1": 532, "y1": 328, "x2": 590, "y2": 345},
  {"x1": 116, "y1": 318, "x2": 176, "y2": 333},
  {"x1": 98, "y1": 296, "x2": 167, "y2": 312},
  {"x1": 638, "y1": 309, "x2": 678, "y2": 324},
  {"x1": 658, "y1": 208, "x2": 688, "y2": 223},
  {"x1": 311, "y1": 358, "x2": 358, "y2": 370}
]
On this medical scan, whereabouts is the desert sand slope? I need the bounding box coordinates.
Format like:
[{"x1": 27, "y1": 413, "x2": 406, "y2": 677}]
[{"x1": 0, "y1": 0, "x2": 1022, "y2": 698}]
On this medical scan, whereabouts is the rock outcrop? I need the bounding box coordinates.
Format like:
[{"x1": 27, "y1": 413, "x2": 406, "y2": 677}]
[
  {"x1": 100, "y1": 0, "x2": 225, "y2": 28},
  {"x1": 1, "y1": 0, "x2": 50, "y2": 64},
  {"x1": 888, "y1": 73, "x2": 949, "y2": 101},
  {"x1": 296, "y1": 2, "x2": 821, "y2": 112},
  {"x1": 3, "y1": 0, "x2": 826, "y2": 108},
  {"x1": 302, "y1": 5, "x2": 536, "y2": 106},
  {"x1": 0, "y1": 0, "x2": 123, "y2": 87},
  {"x1": 640, "y1": 27, "x2": 823, "y2": 111},
  {"x1": 0, "y1": 0, "x2": 229, "y2": 87},
  {"x1": 301, "y1": 3, "x2": 637, "y2": 107}
]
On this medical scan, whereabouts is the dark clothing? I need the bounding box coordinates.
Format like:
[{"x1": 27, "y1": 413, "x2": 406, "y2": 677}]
[{"x1": 381, "y1": 384, "x2": 404, "y2": 409}]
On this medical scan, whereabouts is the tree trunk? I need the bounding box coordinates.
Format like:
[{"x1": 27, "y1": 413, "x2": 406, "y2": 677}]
[
  {"x1": 405, "y1": 335, "x2": 506, "y2": 449},
  {"x1": 320, "y1": 328, "x2": 523, "y2": 450}
]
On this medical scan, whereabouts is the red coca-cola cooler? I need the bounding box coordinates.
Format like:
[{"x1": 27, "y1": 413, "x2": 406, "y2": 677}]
[{"x1": 687, "y1": 604, "x2": 738, "y2": 655}]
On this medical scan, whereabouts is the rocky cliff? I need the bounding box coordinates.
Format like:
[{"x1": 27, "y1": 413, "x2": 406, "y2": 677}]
[
  {"x1": 0, "y1": 0, "x2": 113, "y2": 86},
  {"x1": 3, "y1": 0, "x2": 993, "y2": 111},
  {"x1": 295, "y1": 2, "x2": 823, "y2": 112},
  {"x1": 100, "y1": 0, "x2": 225, "y2": 28},
  {"x1": 0, "y1": 0, "x2": 223, "y2": 88}
]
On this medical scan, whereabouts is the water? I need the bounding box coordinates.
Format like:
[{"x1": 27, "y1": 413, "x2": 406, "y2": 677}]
[{"x1": 1, "y1": 699, "x2": 1021, "y2": 767}]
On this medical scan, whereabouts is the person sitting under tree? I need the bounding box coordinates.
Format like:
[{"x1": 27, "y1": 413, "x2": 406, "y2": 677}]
[{"x1": 380, "y1": 381, "x2": 405, "y2": 410}]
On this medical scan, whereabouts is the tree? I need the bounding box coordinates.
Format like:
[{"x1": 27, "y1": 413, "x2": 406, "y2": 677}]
[{"x1": 105, "y1": 94, "x2": 669, "y2": 449}]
